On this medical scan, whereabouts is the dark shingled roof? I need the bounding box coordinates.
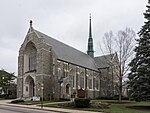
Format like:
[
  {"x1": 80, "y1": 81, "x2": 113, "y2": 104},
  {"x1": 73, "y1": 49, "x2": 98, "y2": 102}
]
[
  {"x1": 0, "y1": 70, "x2": 16, "y2": 78},
  {"x1": 94, "y1": 54, "x2": 114, "y2": 69},
  {"x1": 35, "y1": 30, "x2": 98, "y2": 71}
]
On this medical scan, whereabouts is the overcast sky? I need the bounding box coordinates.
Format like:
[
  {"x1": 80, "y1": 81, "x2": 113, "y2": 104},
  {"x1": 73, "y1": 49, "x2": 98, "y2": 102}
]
[{"x1": 0, "y1": 0, "x2": 147, "y2": 74}]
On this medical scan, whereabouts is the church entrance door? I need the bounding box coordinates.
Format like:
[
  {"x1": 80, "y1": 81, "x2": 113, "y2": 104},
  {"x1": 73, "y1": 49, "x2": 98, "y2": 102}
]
[
  {"x1": 25, "y1": 76, "x2": 35, "y2": 97},
  {"x1": 29, "y1": 78, "x2": 34, "y2": 97},
  {"x1": 66, "y1": 84, "x2": 70, "y2": 95}
]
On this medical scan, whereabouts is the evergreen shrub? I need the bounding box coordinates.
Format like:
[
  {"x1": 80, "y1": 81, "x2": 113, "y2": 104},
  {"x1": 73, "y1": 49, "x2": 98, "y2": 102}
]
[{"x1": 74, "y1": 98, "x2": 90, "y2": 108}]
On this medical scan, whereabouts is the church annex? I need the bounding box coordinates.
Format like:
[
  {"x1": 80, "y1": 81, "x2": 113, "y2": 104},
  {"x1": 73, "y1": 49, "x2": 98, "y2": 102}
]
[{"x1": 17, "y1": 16, "x2": 118, "y2": 100}]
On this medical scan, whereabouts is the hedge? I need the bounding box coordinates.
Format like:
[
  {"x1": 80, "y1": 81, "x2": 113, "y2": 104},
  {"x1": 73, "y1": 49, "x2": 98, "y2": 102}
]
[{"x1": 74, "y1": 98, "x2": 90, "y2": 108}]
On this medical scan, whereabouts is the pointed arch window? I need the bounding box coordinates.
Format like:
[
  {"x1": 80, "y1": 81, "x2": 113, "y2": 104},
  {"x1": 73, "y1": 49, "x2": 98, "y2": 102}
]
[
  {"x1": 87, "y1": 74, "x2": 93, "y2": 89},
  {"x1": 29, "y1": 46, "x2": 37, "y2": 71},
  {"x1": 96, "y1": 79, "x2": 99, "y2": 90},
  {"x1": 70, "y1": 69, "x2": 76, "y2": 88},
  {"x1": 79, "y1": 72, "x2": 84, "y2": 89},
  {"x1": 24, "y1": 42, "x2": 37, "y2": 72}
]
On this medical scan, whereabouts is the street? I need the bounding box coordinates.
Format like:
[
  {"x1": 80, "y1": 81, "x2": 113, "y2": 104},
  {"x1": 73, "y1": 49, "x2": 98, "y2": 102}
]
[{"x1": 0, "y1": 105, "x2": 59, "y2": 113}]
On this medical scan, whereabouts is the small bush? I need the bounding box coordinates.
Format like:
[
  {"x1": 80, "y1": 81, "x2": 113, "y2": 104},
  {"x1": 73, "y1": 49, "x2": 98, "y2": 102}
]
[
  {"x1": 0, "y1": 94, "x2": 9, "y2": 99},
  {"x1": 10, "y1": 99, "x2": 24, "y2": 104},
  {"x1": 74, "y1": 98, "x2": 90, "y2": 108},
  {"x1": 90, "y1": 102, "x2": 111, "y2": 109},
  {"x1": 59, "y1": 102, "x2": 75, "y2": 107}
]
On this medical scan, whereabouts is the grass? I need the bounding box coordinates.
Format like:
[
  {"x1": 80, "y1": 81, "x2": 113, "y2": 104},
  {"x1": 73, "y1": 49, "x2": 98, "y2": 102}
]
[
  {"x1": 95, "y1": 100, "x2": 150, "y2": 113},
  {"x1": 14, "y1": 99, "x2": 150, "y2": 113},
  {"x1": 44, "y1": 100, "x2": 150, "y2": 113},
  {"x1": 44, "y1": 103, "x2": 105, "y2": 112},
  {"x1": 101, "y1": 103, "x2": 150, "y2": 113},
  {"x1": 17, "y1": 100, "x2": 61, "y2": 105},
  {"x1": 18, "y1": 101, "x2": 42, "y2": 105}
]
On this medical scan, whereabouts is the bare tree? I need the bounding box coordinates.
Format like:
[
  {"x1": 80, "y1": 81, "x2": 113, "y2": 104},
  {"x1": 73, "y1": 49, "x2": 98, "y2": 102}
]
[{"x1": 101, "y1": 27, "x2": 136, "y2": 102}]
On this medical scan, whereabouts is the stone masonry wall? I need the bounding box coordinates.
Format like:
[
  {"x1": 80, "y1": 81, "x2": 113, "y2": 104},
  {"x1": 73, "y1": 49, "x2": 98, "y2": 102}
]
[
  {"x1": 18, "y1": 28, "x2": 101, "y2": 100},
  {"x1": 17, "y1": 30, "x2": 53, "y2": 100}
]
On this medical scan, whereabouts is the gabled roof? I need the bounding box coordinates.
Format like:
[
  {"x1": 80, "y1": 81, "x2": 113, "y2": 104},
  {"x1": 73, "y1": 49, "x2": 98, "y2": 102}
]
[
  {"x1": 0, "y1": 70, "x2": 16, "y2": 78},
  {"x1": 34, "y1": 30, "x2": 98, "y2": 71},
  {"x1": 94, "y1": 54, "x2": 115, "y2": 69}
]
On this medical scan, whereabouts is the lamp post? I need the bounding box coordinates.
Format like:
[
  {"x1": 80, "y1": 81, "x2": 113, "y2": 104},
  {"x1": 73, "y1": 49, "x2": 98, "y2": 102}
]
[{"x1": 41, "y1": 83, "x2": 44, "y2": 109}]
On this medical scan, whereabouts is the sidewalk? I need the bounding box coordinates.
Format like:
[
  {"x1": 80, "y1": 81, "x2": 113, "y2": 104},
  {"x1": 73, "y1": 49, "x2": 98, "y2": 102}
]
[{"x1": 0, "y1": 99, "x2": 103, "y2": 113}]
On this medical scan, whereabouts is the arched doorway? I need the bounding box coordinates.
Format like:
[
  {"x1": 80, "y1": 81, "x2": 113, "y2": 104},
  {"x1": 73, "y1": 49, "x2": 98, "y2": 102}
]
[
  {"x1": 25, "y1": 76, "x2": 35, "y2": 97},
  {"x1": 66, "y1": 84, "x2": 70, "y2": 95}
]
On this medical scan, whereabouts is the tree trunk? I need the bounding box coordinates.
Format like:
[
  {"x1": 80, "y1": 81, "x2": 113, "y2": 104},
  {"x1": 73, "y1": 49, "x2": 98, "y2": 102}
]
[{"x1": 119, "y1": 77, "x2": 122, "y2": 102}]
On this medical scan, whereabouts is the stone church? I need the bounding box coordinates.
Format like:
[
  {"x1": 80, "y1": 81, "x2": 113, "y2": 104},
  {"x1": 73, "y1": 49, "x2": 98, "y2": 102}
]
[{"x1": 17, "y1": 16, "x2": 119, "y2": 100}]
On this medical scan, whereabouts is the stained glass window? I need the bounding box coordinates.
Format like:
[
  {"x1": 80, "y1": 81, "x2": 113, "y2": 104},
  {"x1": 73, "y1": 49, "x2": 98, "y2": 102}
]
[{"x1": 29, "y1": 46, "x2": 37, "y2": 71}]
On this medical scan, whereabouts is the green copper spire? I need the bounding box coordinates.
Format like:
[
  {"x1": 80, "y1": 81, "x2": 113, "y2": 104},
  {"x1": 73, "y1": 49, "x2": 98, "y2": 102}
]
[
  {"x1": 89, "y1": 14, "x2": 92, "y2": 38},
  {"x1": 87, "y1": 14, "x2": 94, "y2": 58}
]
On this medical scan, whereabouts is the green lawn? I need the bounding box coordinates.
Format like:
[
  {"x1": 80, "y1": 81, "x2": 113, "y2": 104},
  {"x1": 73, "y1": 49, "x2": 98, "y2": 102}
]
[
  {"x1": 101, "y1": 102, "x2": 150, "y2": 113},
  {"x1": 17, "y1": 100, "x2": 61, "y2": 105},
  {"x1": 44, "y1": 100, "x2": 150, "y2": 113},
  {"x1": 16, "y1": 101, "x2": 48, "y2": 105}
]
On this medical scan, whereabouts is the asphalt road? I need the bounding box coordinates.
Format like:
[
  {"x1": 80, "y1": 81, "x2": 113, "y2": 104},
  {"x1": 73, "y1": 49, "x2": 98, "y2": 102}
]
[{"x1": 0, "y1": 105, "x2": 59, "y2": 113}]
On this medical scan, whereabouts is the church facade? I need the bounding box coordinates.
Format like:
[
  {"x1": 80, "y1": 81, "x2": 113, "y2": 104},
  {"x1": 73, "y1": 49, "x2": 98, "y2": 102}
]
[{"x1": 17, "y1": 17, "x2": 119, "y2": 100}]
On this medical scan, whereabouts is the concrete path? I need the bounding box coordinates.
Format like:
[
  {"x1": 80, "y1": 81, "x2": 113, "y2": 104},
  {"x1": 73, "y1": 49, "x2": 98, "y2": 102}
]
[{"x1": 0, "y1": 99, "x2": 103, "y2": 113}]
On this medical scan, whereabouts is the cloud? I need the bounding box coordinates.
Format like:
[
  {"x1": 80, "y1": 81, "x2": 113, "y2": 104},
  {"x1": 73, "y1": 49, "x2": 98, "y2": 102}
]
[{"x1": 0, "y1": 0, "x2": 147, "y2": 74}]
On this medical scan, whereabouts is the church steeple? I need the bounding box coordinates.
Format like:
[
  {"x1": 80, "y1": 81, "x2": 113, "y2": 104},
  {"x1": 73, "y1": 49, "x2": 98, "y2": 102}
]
[{"x1": 87, "y1": 14, "x2": 94, "y2": 58}]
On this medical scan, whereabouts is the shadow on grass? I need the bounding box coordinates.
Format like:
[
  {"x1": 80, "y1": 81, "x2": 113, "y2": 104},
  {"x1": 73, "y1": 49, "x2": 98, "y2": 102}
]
[
  {"x1": 126, "y1": 106, "x2": 150, "y2": 111},
  {"x1": 105, "y1": 101, "x2": 134, "y2": 104}
]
